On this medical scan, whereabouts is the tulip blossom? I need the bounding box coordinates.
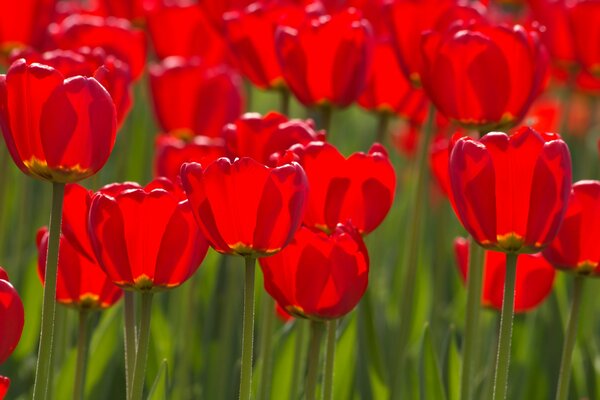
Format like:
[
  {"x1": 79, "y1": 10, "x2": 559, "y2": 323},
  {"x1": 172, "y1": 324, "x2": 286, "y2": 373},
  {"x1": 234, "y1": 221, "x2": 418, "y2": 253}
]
[
  {"x1": 567, "y1": 0, "x2": 600, "y2": 76},
  {"x1": 0, "y1": 58, "x2": 117, "y2": 183},
  {"x1": 149, "y1": 57, "x2": 244, "y2": 138},
  {"x1": 0, "y1": 376, "x2": 8, "y2": 399},
  {"x1": 449, "y1": 127, "x2": 572, "y2": 253},
  {"x1": 420, "y1": 21, "x2": 548, "y2": 129},
  {"x1": 275, "y1": 8, "x2": 374, "y2": 108},
  {"x1": 0, "y1": 268, "x2": 24, "y2": 365},
  {"x1": 260, "y1": 223, "x2": 369, "y2": 320},
  {"x1": 0, "y1": 0, "x2": 57, "y2": 53},
  {"x1": 180, "y1": 157, "x2": 308, "y2": 256},
  {"x1": 454, "y1": 237, "x2": 555, "y2": 312},
  {"x1": 222, "y1": 112, "x2": 325, "y2": 164}
]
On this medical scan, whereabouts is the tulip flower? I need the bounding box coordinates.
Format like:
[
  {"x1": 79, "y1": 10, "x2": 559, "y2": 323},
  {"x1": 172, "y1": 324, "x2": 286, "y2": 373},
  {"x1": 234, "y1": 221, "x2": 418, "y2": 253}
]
[
  {"x1": 197, "y1": 0, "x2": 256, "y2": 31},
  {"x1": 222, "y1": 112, "x2": 325, "y2": 164},
  {"x1": 149, "y1": 57, "x2": 244, "y2": 138},
  {"x1": 420, "y1": 21, "x2": 549, "y2": 130},
  {"x1": 0, "y1": 376, "x2": 8, "y2": 400},
  {"x1": 48, "y1": 14, "x2": 147, "y2": 79},
  {"x1": 567, "y1": 0, "x2": 600, "y2": 76},
  {"x1": 454, "y1": 237, "x2": 555, "y2": 312},
  {"x1": 0, "y1": 268, "x2": 24, "y2": 365},
  {"x1": 0, "y1": 0, "x2": 57, "y2": 54},
  {"x1": 94, "y1": 0, "x2": 159, "y2": 23}
]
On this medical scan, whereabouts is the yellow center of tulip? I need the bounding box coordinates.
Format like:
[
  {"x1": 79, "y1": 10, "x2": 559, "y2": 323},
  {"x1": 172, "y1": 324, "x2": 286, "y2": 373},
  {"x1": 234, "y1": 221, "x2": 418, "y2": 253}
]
[
  {"x1": 497, "y1": 232, "x2": 525, "y2": 253},
  {"x1": 24, "y1": 158, "x2": 92, "y2": 183}
]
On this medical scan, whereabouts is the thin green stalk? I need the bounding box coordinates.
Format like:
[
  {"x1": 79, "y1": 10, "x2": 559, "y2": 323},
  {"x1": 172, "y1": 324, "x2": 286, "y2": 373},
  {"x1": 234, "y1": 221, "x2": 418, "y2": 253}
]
[
  {"x1": 239, "y1": 256, "x2": 257, "y2": 400},
  {"x1": 461, "y1": 240, "x2": 485, "y2": 400},
  {"x1": 305, "y1": 321, "x2": 325, "y2": 400},
  {"x1": 124, "y1": 291, "x2": 137, "y2": 394},
  {"x1": 320, "y1": 105, "x2": 333, "y2": 134},
  {"x1": 376, "y1": 112, "x2": 391, "y2": 143},
  {"x1": 290, "y1": 319, "x2": 308, "y2": 400},
  {"x1": 492, "y1": 252, "x2": 518, "y2": 400},
  {"x1": 33, "y1": 182, "x2": 66, "y2": 400},
  {"x1": 73, "y1": 310, "x2": 91, "y2": 400},
  {"x1": 555, "y1": 276, "x2": 585, "y2": 400},
  {"x1": 129, "y1": 292, "x2": 154, "y2": 400},
  {"x1": 322, "y1": 320, "x2": 337, "y2": 400},
  {"x1": 258, "y1": 294, "x2": 276, "y2": 400},
  {"x1": 279, "y1": 88, "x2": 291, "y2": 116}
]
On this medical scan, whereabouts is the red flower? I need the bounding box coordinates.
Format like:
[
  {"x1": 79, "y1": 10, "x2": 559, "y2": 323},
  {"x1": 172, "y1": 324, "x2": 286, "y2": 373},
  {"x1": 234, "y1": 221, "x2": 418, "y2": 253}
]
[
  {"x1": 149, "y1": 57, "x2": 244, "y2": 138},
  {"x1": 180, "y1": 158, "x2": 308, "y2": 256},
  {"x1": 542, "y1": 181, "x2": 600, "y2": 274},
  {"x1": 154, "y1": 134, "x2": 225, "y2": 183},
  {"x1": 420, "y1": 22, "x2": 548, "y2": 129},
  {"x1": 222, "y1": 112, "x2": 325, "y2": 164},
  {"x1": 94, "y1": 0, "x2": 159, "y2": 23},
  {"x1": 454, "y1": 237, "x2": 555, "y2": 312},
  {"x1": 88, "y1": 180, "x2": 209, "y2": 291},
  {"x1": 0, "y1": 376, "x2": 8, "y2": 400},
  {"x1": 146, "y1": 2, "x2": 229, "y2": 64},
  {"x1": 223, "y1": 2, "x2": 305, "y2": 90},
  {"x1": 284, "y1": 142, "x2": 395, "y2": 235},
  {"x1": 275, "y1": 302, "x2": 294, "y2": 323},
  {"x1": 197, "y1": 0, "x2": 256, "y2": 30},
  {"x1": 37, "y1": 227, "x2": 123, "y2": 309},
  {"x1": 568, "y1": 0, "x2": 600, "y2": 76},
  {"x1": 0, "y1": 268, "x2": 24, "y2": 365},
  {"x1": 260, "y1": 223, "x2": 369, "y2": 320},
  {"x1": 48, "y1": 14, "x2": 147, "y2": 79},
  {"x1": 528, "y1": 0, "x2": 575, "y2": 70},
  {"x1": 0, "y1": 58, "x2": 117, "y2": 183},
  {"x1": 275, "y1": 8, "x2": 374, "y2": 108},
  {"x1": 0, "y1": 0, "x2": 57, "y2": 53},
  {"x1": 449, "y1": 127, "x2": 572, "y2": 253}
]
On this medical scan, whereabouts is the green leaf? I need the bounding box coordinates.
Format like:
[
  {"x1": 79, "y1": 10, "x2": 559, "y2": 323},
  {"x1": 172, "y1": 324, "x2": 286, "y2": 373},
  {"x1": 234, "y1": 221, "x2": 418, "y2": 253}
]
[
  {"x1": 446, "y1": 330, "x2": 461, "y2": 400},
  {"x1": 147, "y1": 359, "x2": 169, "y2": 400},
  {"x1": 334, "y1": 315, "x2": 357, "y2": 400},
  {"x1": 420, "y1": 323, "x2": 447, "y2": 400}
]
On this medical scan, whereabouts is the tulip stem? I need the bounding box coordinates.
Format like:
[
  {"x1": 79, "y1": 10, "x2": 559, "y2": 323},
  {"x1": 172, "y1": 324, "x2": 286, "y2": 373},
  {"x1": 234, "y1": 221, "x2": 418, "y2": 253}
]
[
  {"x1": 239, "y1": 256, "x2": 256, "y2": 400},
  {"x1": 129, "y1": 292, "x2": 154, "y2": 400},
  {"x1": 33, "y1": 182, "x2": 65, "y2": 400},
  {"x1": 461, "y1": 239, "x2": 485, "y2": 400},
  {"x1": 320, "y1": 105, "x2": 333, "y2": 133},
  {"x1": 376, "y1": 112, "x2": 391, "y2": 143},
  {"x1": 124, "y1": 291, "x2": 137, "y2": 393},
  {"x1": 306, "y1": 321, "x2": 325, "y2": 400},
  {"x1": 258, "y1": 294, "x2": 276, "y2": 400},
  {"x1": 492, "y1": 252, "x2": 518, "y2": 400},
  {"x1": 73, "y1": 310, "x2": 90, "y2": 400},
  {"x1": 290, "y1": 320, "x2": 308, "y2": 400},
  {"x1": 322, "y1": 320, "x2": 337, "y2": 400},
  {"x1": 280, "y1": 88, "x2": 291, "y2": 116},
  {"x1": 555, "y1": 275, "x2": 585, "y2": 400}
]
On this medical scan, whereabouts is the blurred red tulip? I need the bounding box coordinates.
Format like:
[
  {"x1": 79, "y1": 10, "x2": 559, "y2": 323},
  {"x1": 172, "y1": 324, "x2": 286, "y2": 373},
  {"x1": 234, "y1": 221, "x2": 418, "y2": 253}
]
[
  {"x1": 0, "y1": 268, "x2": 24, "y2": 365},
  {"x1": 0, "y1": 0, "x2": 57, "y2": 54},
  {"x1": 222, "y1": 112, "x2": 325, "y2": 164},
  {"x1": 420, "y1": 22, "x2": 548, "y2": 129},
  {"x1": 180, "y1": 158, "x2": 308, "y2": 256},
  {"x1": 88, "y1": 180, "x2": 209, "y2": 291},
  {"x1": 454, "y1": 237, "x2": 555, "y2": 312},
  {"x1": 0, "y1": 58, "x2": 117, "y2": 183},
  {"x1": 260, "y1": 223, "x2": 369, "y2": 320},
  {"x1": 149, "y1": 57, "x2": 244, "y2": 138},
  {"x1": 543, "y1": 181, "x2": 600, "y2": 274},
  {"x1": 37, "y1": 227, "x2": 123, "y2": 310},
  {"x1": 197, "y1": 0, "x2": 256, "y2": 30},
  {"x1": 223, "y1": 1, "x2": 306, "y2": 90},
  {"x1": 48, "y1": 14, "x2": 147, "y2": 79},
  {"x1": 0, "y1": 376, "x2": 8, "y2": 400},
  {"x1": 429, "y1": 135, "x2": 452, "y2": 198},
  {"x1": 284, "y1": 141, "x2": 395, "y2": 235},
  {"x1": 275, "y1": 8, "x2": 374, "y2": 108},
  {"x1": 567, "y1": 0, "x2": 600, "y2": 77},
  {"x1": 155, "y1": 134, "x2": 225, "y2": 183},
  {"x1": 449, "y1": 127, "x2": 572, "y2": 253},
  {"x1": 94, "y1": 0, "x2": 160, "y2": 23}
]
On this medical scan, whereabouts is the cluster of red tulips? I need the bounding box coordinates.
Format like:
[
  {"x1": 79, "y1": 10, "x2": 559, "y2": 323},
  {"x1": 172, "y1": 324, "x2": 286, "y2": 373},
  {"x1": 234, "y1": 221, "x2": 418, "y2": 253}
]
[{"x1": 0, "y1": 0, "x2": 599, "y2": 399}]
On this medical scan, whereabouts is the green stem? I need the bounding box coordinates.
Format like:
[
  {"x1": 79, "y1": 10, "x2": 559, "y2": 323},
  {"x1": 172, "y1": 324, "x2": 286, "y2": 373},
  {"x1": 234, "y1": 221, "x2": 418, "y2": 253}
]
[
  {"x1": 32, "y1": 182, "x2": 66, "y2": 400},
  {"x1": 492, "y1": 252, "x2": 518, "y2": 400},
  {"x1": 460, "y1": 239, "x2": 485, "y2": 400},
  {"x1": 279, "y1": 88, "x2": 291, "y2": 116},
  {"x1": 258, "y1": 294, "x2": 276, "y2": 400},
  {"x1": 124, "y1": 291, "x2": 137, "y2": 394},
  {"x1": 239, "y1": 256, "x2": 257, "y2": 400},
  {"x1": 322, "y1": 320, "x2": 337, "y2": 400},
  {"x1": 376, "y1": 112, "x2": 391, "y2": 143},
  {"x1": 320, "y1": 105, "x2": 333, "y2": 134},
  {"x1": 73, "y1": 310, "x2": 90, "y2": 400},
  {"x1": 290, "y1": 320, "x2": 308, "y2": 400},
  {"x1": 555, "y1": 276, "x2": 585, "y2": 400},
  {"x1": 129, "y1": 292, "x2": 154, "y2": 400},
  {"x1": 305, "y1": 321, "x2": 325, "y2": 400}
]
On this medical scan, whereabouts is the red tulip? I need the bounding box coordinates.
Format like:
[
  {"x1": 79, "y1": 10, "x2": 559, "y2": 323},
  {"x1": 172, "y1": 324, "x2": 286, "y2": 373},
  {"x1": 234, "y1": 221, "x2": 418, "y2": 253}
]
[
  {"x1": 154, "y1": 134, "x2": 225, "y2": 183},
  {"x1": 223, "y1": 1, "x2": 306, "y2": 89},
  {"x1": 48, "y1": 14, "x2": 147, "y2": 79},
  {"x1": 0, "y1": 268, "x2": 24, "y2": 365},
  {"x1": 568, "y1": 0, "x2": 600, "y2": 76},
  {"x1": 283, "y1": 141, "x2": 395, "y2": 235},
  {"x1": 0, "y1": 0, "x2": 57, "y2": 54},
  {"x1": 222, "y1": 112, "x2": 325, "y2": 164},
  {"x1": 149, "y1": 57, "x2": 244, "y2": 138},
  {"x1": 180, "y1": 158, "x2": 308, "y2": 256},
  {"x1": 94, "y1": 0, "x2": 159, "y2": 23},
  {"x1": 543, "y1": 181, "x2": 600, "y2": 274},
  {"x1": 0, "y1": 376, "x2": 8, "y2": 400},
  {"x1": 454, "y1": 237, "x2": 555, "y2": 312},
  {"x1": 528, "y1": 0, "x2": 575, "y2": 70},
  {"x1": 420, "y1": 21, "x2": 548, "y2": 129},
  {"x1": 88, "y1": 180, "x2": 209, "y2": 291},
  {"x1": 275, "y1": 8, "x2": 374, "y2": 108},
  {"x1": 197, "y1": 0, "x2": 256, "y2": 31},
  {"x1": 0, "y1": 58, "x2": 117, "y2": 183},
  {"x1": 260, "y1": 223, "x2": 369, "y2": 320},
  {"x1": 275, "y1": 302, "x2": 294, "y2": 323},
  {"x1": 449, "y1": 127, "x2": 572, "y2": 253},
  {"x1": 146, "y1": 2, "x2": 229, "y2": 64},
  {"x1": 37, "y1": 227, "x2": 123, "y2": 309}
]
